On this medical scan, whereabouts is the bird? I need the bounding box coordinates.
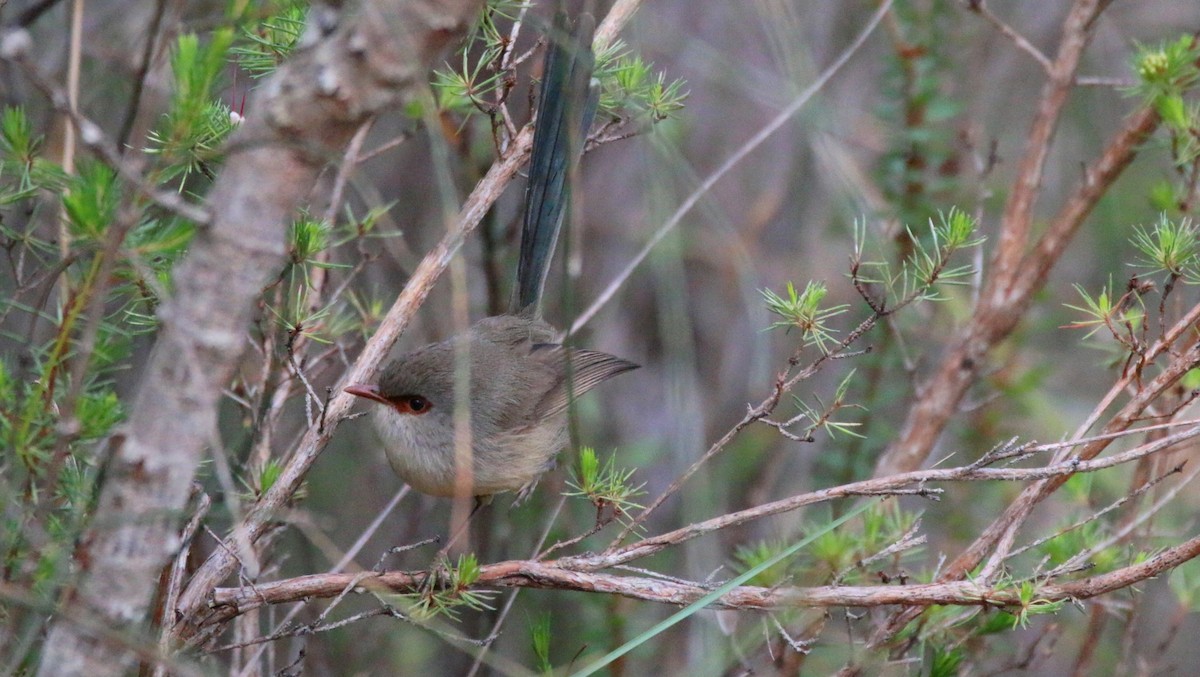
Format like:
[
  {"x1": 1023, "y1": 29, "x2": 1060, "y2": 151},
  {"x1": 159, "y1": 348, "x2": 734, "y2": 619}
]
[{"x1": 344, "y1": 11, "x2": 637, "y2": 505}]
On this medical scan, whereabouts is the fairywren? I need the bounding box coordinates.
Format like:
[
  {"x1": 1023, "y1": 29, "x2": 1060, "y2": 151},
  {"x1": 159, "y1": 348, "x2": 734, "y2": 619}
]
[{"x1": 345, "y1": 12, "x2": 636, "y2": 502}]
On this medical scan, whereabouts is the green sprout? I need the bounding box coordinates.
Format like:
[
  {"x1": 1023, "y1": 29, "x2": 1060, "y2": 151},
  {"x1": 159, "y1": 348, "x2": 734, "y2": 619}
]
[
  {"x1": 1062, "y1": 279, "x2": 1143, "y2": 340},
  {"x1": 566, "y1": 447, "x2": 646, "y2": 520},
  {"x1": 760, "y1": 280, "x2": 849, "y2": 352},
  {"x1": 1131, "y1": 214, "x2": 1200, "y2": 280},
  {"x1": 230, "y1": 3, "x2": 307, "y2": 78},
  {"x1": 594, "y1": 41, "x2": 688, "y2": 121},
  {"x1": 1008, "y1": 580, "x2": 1064, "y2": 629},
  {"x1": 406, "y1": 553, "x2": 496, "y2": 620}
]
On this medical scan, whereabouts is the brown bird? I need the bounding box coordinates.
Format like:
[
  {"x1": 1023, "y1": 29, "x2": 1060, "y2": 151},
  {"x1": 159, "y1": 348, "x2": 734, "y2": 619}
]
[{"x1": 345, "y1": 12, "x2": 636, "y2": 503}]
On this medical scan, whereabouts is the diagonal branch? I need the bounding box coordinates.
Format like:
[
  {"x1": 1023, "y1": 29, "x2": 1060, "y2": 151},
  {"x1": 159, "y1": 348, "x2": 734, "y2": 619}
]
[
  {"x1": 871, "y1": 332, "x2": 1200, "y2": 646},
  {"x1": 171, "y1": 0, "x2": 647, "y2": 641},
  {"x1": 874, "y1": 84, "x2": 1158, "y2": 477},
  {"x1": 33, "y1": 2, "x2": 483, "y2": 675}
]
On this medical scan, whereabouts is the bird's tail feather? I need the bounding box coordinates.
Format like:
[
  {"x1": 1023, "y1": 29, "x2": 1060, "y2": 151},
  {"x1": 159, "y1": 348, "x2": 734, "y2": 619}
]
[{"x1": 513, "y1": 11, "x2": 597, "y2": 315}]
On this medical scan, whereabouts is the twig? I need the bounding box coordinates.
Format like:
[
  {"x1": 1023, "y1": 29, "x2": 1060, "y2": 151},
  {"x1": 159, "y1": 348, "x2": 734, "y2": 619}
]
[
  {"x1": 153, "y1": 490, "x2": 210, "y2": 677},
  {"x1": 566, "y1": 0, "x2": 895, "y2": 337},
  {"x1": 174, "y1": 0, "x2": 650, "y2": 637},
  {"x1": 964, "y1": 1, "x2": 1052, "y2": 72},
  {"x1": 0, "y1": 32, "x2": 211, "y2": 225}
]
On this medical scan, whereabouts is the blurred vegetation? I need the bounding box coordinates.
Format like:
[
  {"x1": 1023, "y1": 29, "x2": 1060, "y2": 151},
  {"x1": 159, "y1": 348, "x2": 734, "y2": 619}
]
[{"x1": 2, "y1": 0, "x2": 1200, "y2": 675}]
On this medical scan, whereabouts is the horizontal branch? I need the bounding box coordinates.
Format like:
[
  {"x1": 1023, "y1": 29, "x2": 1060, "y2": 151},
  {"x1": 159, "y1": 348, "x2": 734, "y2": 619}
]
[
  {"x1": 208, "y1": 531, "x2": 1200, "y2": 619},
  {"x1": 572, "y1": 420, "x2": 1200, "y2": 571},
  {"x1": 194, "y1": 419, "x2": 1200, "y2": 632},
  {"x1": 174, "y1": 1, "x2": 644, "y2": 638}
]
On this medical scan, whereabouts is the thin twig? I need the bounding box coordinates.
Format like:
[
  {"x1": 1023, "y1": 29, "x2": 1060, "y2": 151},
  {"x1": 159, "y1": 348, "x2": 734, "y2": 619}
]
[
  {"x1": 153, "y1": 490, "x2": 210, "y2": 677},
  {"x1": 174, "y1": 0, "x2": 650, "y2": 635},
  {"x1": 1, "y1": 35, "x2": 211, "y2": 225},
  {"x1": 964, "y1": 0, "x2": 1052, "y2": 71},
  {"x1": 567, "y1": 0, "x2": 895, "y2": 337}
]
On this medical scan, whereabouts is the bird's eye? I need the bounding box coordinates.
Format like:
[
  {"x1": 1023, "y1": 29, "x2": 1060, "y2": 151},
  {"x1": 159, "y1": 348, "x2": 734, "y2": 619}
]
[{"x1": 388, "y1": 394, "x2": 431, "y2": 415}]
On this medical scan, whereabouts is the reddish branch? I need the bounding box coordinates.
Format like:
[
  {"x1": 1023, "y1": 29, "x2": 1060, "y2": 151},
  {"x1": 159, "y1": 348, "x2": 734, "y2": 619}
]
[
  {"x1": 171, "y1": 418, "x2": 1200, "y2": 640},
  {"x1": 171, "y1": 0, "x2": 646, "y2": 643},
  {"x1": 875, "y1": 0, "x2": 1159, "y2": 477},
  {"x1": 204, "y1": 531, "x2": 1200, "y2": 621}
]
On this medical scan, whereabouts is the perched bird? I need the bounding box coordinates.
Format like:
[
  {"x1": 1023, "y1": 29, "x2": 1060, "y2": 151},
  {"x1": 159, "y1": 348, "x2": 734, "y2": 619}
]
[{"x1": 345, "y1": 11, "x2": 636, "y2": 503}]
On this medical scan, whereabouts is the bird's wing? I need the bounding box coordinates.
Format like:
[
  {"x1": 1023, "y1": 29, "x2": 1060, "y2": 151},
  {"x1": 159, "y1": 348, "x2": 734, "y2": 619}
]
[{"x1": 530, "y1": 346, "x2": 639, "y2": 419}]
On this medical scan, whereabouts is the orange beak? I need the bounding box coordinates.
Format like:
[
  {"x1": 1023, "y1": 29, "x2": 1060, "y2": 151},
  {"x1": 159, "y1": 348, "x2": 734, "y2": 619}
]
[{"x1": 344, "y1": 384, "x2": 388, "y2": 405}]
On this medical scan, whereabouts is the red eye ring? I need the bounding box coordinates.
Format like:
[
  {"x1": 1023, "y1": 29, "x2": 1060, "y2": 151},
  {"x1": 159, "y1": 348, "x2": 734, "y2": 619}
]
[{"x1": 388, "y1": 394, "x2": 431, "y2": 415}]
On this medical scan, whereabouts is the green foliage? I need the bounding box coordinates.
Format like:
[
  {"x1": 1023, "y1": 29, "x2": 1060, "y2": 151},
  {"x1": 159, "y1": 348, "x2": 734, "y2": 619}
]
[
  {"x1": 853, "y1": 208, "x2": 983, "y2": 307},
  {"x1": 1063, "y1": 277, "x2": 1144, "y2": 342},
  {"x1": 874, "y1": 0, "x2": 964, "y2": 226},
  {"x1": 790, "y1": 370, "x2": 866, "y2": 440},
  {"x1": 758, "y1": 278, "x2": 854, "y2": 352},
  {"x1": 594, "y1": 43, "x2": 688, "y2": 122},
  {"x1": 289, "y1": 216, "x2": 332, "y2": 265},
  {"x1": 928, "y1": 646, "x2": 965, "y2": 677},
  {"x1": 230, "y1": 2, "x2": 307, "y2": 78},
  {"x1": 0, "y1": 108, "x2": 65, "y2": 206},
  {"x1": 1133, "y1": 36, "x2": 1200, "y2": 102},
  {"x1": 267, "y1": 216, "x2": 358, "y2": 344},
  {"x1": 1007, "y1": 580, "x2": 1065, "y2": 629},
  {"x1": 1132, "y1": 36, "x2": 1200, "y2": 166},
  {"x1": 62, "y1": 160, "x2": 119, "y2": 241},
  {"x1": 433, "y1": 43, "x2": 507, "y2": 116},
  {"x1": 566, "y1": 446, "x2": 646, "y2": 520},
  {"x1": 529, "y1": 612, "x2": 554, "y2": 674},
  {"x1": 146, "y1": 31, "x2": 238, "y2": 184},
  {"x1": 406, "y1": 554, "x2": 496, "y2": 620},
  {"x1": 733, "y1": 540, "x2": 792, "y2": 587},
  {"x1": 760, "y1": 280, "x2": 849, "y2": 352},
  {"x1": 1131, "y1": 214, "x2": 1200, "y2": 281}
]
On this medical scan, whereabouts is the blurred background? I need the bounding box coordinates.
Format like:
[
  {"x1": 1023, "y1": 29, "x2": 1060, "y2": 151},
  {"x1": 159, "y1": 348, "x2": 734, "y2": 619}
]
[{"x1": 5, "y1": 0, "x2": 1200, "y2": 674}]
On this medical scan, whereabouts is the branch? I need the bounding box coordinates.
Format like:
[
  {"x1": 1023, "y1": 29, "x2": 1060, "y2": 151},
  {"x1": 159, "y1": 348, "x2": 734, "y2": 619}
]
[
  {"x1": 205, "y1": 530, "x2": 1200, "y2": 617},
  {"x1": 872, "y1": 335, "x2": 1200, "y2": 646},
  {"x1": 34, "y1": 2, "x2": 483, "y2": 675},
  {"x1": 172, "y1": 0, "x2": 644, "y2": 641},
  {"x1": 585, "y1": 419, "x2": 1200, "y2": 572},
  {"x1": 875, "y1": 84, "x2": 1158, "y2": 476}
]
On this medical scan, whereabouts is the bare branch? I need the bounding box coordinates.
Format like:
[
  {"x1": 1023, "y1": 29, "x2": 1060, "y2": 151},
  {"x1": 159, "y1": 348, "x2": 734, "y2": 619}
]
[
  {"x1": 206, "y1": 530, "x2": 1200, "y2": 616},
  {"x1": 34, "y1": 2, "x2": 485, "y2": 674}
]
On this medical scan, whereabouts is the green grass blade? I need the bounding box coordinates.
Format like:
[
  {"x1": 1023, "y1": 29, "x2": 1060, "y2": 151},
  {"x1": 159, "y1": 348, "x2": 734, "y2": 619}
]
[{"x1": 570, "y1": 500, "x2": 876, "y2": 676}]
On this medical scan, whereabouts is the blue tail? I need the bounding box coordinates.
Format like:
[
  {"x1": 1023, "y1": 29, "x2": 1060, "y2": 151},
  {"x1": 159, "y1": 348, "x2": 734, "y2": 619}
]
[{"x1": 513, "y1": 11, "x2": 598, "y2": 315}]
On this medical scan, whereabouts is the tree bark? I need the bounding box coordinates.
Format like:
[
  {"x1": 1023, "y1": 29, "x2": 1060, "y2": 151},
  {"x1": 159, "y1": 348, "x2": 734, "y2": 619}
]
[{"x1": 36, "y1": 1, "x2": 482, "y2": 674}]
